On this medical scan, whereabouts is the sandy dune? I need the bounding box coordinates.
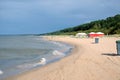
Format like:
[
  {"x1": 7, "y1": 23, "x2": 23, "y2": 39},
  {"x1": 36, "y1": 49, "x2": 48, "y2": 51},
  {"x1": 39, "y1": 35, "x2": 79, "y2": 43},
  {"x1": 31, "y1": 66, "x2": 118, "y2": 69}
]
[{"x1": 6, "y1": 36, "x2": 120, "y2": 80}]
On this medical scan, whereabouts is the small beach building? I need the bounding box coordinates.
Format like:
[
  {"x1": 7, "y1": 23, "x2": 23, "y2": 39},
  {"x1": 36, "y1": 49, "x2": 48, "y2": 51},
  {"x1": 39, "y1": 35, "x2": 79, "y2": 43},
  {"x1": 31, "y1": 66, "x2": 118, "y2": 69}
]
[
  {"x1": 76, "y1": 33, "x2": 87, "y2": 38},
  {"x1": 96, "y1": 32, "x2": 104, "y2": 37},
  {"x1": 89, "y1": 32, "x2": 96, "y2": 38},
  {"x1": 89, "y1": 32, "x2": 104, "y2": 38}
]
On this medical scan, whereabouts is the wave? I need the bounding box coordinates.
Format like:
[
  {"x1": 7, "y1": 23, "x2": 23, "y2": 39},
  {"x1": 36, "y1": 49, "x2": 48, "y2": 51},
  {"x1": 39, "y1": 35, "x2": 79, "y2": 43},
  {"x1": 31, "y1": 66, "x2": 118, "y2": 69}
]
[
  {"x1": 34, "y1": 58, "x2": 46, "y2": 66},
  {"x1": 0, "y1": 70, "x2": 3, "y2": 75},
  {"x1": 51, "y1": 41, "x2": 64, "y2": 47},
  {"x1": 52, "y1": 50, "x2": 65, "y2": 56},
  {"x1": 17, "y1": 58, "x2": 46, "y2": 69},
  {"x1": 17, "y1": 63, "x2": 35, "y2": 69}
]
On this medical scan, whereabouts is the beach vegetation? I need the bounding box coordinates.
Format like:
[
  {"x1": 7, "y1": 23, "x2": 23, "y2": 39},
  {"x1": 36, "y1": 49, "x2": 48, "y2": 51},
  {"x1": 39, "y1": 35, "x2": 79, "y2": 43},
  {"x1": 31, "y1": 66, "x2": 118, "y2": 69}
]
[{"x1": 46, "y1": 14, "x2": 120, "y2": 35}]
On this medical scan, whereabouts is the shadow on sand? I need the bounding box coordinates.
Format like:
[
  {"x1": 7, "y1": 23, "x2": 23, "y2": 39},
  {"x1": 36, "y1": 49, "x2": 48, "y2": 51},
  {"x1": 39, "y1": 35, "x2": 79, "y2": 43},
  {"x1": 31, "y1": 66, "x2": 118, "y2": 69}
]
[
  {"x1": 91, "y1": 42, "x2": 99, "y2": 44},
  {"x1": 102, "y1": 53, "x2": 120, "y2": 56}
]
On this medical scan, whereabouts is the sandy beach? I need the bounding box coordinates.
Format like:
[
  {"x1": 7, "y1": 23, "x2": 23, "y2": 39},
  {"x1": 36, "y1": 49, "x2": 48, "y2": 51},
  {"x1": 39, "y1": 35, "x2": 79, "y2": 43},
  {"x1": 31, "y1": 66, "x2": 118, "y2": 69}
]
[{"x1": 6, "y1": 36, "x2": 120, "y2": 80}]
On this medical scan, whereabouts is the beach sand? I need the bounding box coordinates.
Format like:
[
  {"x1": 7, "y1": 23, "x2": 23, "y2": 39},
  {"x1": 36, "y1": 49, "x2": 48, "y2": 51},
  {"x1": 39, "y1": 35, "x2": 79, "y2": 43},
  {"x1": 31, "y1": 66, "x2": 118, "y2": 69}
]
[{"x1": 6, "y1": 36, "x2": 120, "y2": 80}]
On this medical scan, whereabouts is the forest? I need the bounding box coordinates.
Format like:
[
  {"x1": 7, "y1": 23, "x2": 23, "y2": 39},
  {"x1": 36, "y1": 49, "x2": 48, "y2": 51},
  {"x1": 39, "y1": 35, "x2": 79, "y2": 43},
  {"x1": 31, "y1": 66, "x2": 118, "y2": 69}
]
[{"x1": 46, "y1": 14, "x2": 120, "y2": 35}]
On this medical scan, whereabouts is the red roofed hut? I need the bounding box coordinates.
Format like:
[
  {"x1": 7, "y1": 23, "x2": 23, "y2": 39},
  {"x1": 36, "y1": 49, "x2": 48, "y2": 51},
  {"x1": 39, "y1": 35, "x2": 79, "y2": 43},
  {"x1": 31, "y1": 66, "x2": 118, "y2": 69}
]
[
  {"x1": 96, "y1": 32, "x2": 104, "y2": 37},
  {"x1": 89, "y1": 32, "x2": 96, "y2": 38},
  {"x1": 89, "y1": 32, "x2": 104, "y2": 38}
]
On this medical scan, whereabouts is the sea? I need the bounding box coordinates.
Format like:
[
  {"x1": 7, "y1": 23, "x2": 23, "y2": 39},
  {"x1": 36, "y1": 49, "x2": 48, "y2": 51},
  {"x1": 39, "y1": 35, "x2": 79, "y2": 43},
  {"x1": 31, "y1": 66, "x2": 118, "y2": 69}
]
[{"x1": 0, "y1": 35, "x2": 73, "y2": 79}]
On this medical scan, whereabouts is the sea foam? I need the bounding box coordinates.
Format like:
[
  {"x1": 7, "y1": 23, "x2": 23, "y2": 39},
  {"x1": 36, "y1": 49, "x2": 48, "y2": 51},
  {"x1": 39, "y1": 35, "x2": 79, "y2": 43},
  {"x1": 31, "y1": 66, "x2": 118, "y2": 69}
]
[
  {"x1": 37, "y1": 58, "x2": 46, "y2": 65},
  {"x1": 52, "y1": 50, "x2": 65, "y2": 56},
  {"x1": 0, "y1": 70, "x2": 3, "y2": 75},
  {"x1": 33, "y1": 58, "x2": 46, "y2": 67},
  {"x1": 18, "y1": 58, "x2": 47, "y2": 68}
]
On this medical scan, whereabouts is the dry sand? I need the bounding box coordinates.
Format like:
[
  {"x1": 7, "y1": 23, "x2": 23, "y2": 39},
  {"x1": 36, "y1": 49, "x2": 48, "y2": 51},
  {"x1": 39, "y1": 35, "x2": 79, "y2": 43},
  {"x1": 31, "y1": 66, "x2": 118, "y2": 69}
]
[{"x1": 6, "y1": 36, "x2": 120, "y2": 80}]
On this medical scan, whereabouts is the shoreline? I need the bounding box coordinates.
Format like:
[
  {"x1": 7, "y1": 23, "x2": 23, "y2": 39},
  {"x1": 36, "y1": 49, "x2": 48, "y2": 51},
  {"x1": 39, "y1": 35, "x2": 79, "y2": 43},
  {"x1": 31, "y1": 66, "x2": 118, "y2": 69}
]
[
  {"x1": 5, "y1": 36, "x2": 120, "y2": 80},
  {"x1": 4, "y1": 36, "x2": 77, "y2": 80}
]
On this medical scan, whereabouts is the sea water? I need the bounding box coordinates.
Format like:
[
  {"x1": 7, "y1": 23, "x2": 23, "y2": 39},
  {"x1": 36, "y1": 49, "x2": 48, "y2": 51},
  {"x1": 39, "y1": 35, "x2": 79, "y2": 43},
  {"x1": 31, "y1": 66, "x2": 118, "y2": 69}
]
[{"x1": 0, "y1": 35, "x2": 73, "y2": 79}]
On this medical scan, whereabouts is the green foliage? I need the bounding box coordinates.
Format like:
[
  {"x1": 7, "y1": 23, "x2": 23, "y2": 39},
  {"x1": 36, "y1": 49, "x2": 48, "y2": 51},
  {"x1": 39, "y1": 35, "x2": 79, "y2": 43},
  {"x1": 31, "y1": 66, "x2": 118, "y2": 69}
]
[{"x1": 46, "y1": 14, "x2": 120, "y2": 35}]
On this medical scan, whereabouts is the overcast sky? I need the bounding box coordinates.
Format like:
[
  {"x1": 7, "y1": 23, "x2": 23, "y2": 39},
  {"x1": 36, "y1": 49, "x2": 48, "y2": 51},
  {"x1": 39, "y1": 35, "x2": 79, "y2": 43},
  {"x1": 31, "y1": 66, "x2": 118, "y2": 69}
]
[{"x1": 0, "y1": 0, "x2": 120, "y2": 34}]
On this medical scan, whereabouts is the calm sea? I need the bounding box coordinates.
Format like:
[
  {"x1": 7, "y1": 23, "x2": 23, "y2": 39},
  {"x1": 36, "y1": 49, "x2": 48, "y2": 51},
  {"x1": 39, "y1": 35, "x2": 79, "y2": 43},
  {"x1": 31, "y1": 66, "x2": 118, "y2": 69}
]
[{"x1": 0, "y1": 35, "x2": 73, "y2": 79}]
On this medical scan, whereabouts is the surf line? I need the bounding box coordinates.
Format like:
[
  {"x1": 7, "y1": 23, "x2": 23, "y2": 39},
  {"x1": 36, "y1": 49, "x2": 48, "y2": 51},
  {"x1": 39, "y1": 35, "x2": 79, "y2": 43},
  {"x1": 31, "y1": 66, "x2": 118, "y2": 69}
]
[
  {"x1": 0, "y1": 70, "x2": 3, "y2": 75},
  {"x1": 34, "y1": 58, "x2": 46, "y2": 67}
]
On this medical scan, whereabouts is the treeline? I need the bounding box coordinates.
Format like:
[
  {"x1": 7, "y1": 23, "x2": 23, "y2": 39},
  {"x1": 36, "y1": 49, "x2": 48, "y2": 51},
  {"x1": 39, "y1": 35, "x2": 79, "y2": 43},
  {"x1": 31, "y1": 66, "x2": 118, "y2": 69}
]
[{"x1": 46, "y1": 14, "x2": 120, "y2": 35}]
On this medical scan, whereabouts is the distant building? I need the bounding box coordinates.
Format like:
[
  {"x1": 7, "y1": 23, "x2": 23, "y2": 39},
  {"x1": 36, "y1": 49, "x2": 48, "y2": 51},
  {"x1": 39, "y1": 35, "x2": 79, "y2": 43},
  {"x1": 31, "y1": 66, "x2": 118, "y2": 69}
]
[
  {"x1": 76, "y1": 33, "x2": 87, "y2": 38},
  {"x1": 89, "y1": 32, "x2": 96, "y2": 38},
  {"x1": 96, "y1": 32, "x2": 104, "y2": 37},
  {"x1": 89, "y1": 32, "x2": 104, "y2": 38}
]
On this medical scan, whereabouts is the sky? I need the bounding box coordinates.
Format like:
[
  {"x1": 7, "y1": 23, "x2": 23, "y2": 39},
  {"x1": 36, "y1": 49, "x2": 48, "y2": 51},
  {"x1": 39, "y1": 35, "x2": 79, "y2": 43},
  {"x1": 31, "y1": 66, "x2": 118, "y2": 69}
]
[{"x1": 0, "y1": 0, "x2": 120, "y2": 34}]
